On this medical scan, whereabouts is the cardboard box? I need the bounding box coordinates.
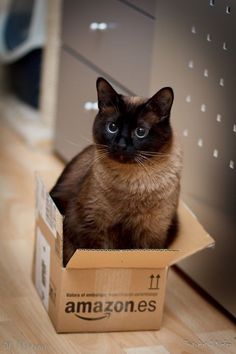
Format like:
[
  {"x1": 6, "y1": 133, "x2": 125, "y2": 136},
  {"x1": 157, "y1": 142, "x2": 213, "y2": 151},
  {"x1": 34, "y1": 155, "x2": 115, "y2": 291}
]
[{"x1": 32, "y1": 172, "x2": 215, "y2": 333}]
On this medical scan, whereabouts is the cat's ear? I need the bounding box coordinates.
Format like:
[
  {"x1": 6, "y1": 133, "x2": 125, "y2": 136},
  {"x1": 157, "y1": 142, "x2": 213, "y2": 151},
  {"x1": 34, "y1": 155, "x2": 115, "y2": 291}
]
[
  {"x1": 96, "y1": 77, "x2": 119, "y2": 110},
  {"x1": 146, "y1": 87, "x2": 174, "y2": 121}
]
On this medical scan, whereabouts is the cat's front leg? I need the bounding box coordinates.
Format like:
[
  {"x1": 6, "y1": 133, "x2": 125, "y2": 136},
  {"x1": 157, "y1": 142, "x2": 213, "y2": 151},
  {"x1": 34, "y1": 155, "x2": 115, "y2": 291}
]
[
  {"x1": 131, "y1": 228, "x2": 168, "y2": 249},
  {"x1": 63, "y1": 228, "x2": 113, "y2": 267},
  {"x1": 63, "y1": 217, "x2": 115, "y2": 266},
  {"x1": 130, "y1": 211, "x2": 178, "y2": 250},
  {"x1": 63, "y1": 237, "x2": 77, "y2": 267}
]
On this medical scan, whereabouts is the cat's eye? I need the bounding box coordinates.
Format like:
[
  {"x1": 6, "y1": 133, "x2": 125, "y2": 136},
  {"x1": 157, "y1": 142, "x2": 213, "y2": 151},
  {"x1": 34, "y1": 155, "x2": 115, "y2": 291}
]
[
  {"x1": 134, "y1": 127, "x2": 149, "y2": 139},
  {"x1": 107, "y1": 122, "x2": 118, "y2": 134}
]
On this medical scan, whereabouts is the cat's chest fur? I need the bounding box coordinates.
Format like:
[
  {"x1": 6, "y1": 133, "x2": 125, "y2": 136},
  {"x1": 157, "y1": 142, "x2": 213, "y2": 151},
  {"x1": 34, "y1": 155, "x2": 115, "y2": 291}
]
[{"x1": 92, "y1": 141, "x2": 182, "y2": 223}]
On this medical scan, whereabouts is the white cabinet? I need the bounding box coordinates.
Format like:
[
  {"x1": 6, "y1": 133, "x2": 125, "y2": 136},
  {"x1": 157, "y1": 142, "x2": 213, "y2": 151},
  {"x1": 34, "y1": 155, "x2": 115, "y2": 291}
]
[{"x1": 55, "y1": 0, "x2": 155, "y2": 160}]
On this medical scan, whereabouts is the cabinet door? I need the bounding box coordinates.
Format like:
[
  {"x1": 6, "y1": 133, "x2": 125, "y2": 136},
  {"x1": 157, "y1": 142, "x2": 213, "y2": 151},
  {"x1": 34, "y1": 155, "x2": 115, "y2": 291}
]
[
  {"x1": 150, "y1": 0, "x2": 236, "y2": 317},
  {"x1": 61, "y1": 0, "x2": 154, "y2": 96},
  {"x1": 54, "y1": 49, "x2": 130, "y2": 161}
]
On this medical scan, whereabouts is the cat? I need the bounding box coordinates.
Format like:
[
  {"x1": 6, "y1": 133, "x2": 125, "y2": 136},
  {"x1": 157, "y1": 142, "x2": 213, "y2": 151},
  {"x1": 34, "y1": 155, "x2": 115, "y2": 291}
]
[{"x1": 50, "y1": 77, "x2": 183, "y2": 266}]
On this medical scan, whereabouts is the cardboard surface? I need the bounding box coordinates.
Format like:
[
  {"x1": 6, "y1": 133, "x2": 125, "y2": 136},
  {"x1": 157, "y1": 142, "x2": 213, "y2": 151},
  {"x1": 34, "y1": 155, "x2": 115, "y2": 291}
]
[
  {"x1": 56, "y1": 267, "x2": 168, "y2": 332},
  {"x1": 32, "y1": 173, "x2": 215, "y2": 333}
]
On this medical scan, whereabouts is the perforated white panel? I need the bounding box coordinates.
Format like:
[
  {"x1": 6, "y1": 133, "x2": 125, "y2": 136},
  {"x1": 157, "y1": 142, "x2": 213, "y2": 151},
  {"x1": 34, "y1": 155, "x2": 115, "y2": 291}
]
[{"x1": 150, "y1": 0, "x2": 235, "y2": 316}]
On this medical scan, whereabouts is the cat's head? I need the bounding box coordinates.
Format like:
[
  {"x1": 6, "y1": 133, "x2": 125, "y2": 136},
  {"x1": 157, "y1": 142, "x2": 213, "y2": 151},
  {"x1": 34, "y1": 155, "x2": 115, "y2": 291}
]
[{"x1": 93, "y1": 77, "x2": 174, "y2": 164}]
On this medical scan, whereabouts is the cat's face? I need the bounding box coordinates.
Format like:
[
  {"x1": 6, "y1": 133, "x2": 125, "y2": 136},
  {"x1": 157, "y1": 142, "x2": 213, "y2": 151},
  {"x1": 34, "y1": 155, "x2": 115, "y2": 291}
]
[{"x1": 93, "y1": 78, "x2": 174, "y2": 164}]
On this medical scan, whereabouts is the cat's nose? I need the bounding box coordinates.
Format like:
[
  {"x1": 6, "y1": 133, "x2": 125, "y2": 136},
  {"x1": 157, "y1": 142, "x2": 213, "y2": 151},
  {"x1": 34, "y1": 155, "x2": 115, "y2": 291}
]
[{"x1": 117, "y1": 137, "x2": 127, "y2": 150}]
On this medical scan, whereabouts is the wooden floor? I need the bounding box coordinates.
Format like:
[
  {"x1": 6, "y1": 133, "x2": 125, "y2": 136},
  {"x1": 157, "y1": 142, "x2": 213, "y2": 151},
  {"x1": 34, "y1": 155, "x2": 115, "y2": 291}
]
[{"x1": 0, "y1": 122, "x2": 235, "y2": 354}]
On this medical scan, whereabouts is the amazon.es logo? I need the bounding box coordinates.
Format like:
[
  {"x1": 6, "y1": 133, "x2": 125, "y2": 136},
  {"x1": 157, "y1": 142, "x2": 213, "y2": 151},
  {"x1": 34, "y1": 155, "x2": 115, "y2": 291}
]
[{"x1": 65, "y1": 299, "x2": 157, "y2": 321}]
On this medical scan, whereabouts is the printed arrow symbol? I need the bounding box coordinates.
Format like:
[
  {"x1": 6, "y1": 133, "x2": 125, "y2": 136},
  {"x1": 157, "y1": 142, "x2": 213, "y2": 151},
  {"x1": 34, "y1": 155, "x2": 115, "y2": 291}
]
[
  {"x1": 149, "y1": 274, "x2": 160, "y2": 289},
  {"x1": 155, "y1": 274, "x2": 160, "y2": 289},
  {"x1": 149, "y1": 274, "x2": 155, "y2": 289}
]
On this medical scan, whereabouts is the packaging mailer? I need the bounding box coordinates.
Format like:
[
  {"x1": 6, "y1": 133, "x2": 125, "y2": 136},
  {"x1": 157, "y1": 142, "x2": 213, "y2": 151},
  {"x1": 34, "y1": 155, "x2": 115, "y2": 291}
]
[{"x1": 32, "y1": 171, "x2": 215, "y2": 332}]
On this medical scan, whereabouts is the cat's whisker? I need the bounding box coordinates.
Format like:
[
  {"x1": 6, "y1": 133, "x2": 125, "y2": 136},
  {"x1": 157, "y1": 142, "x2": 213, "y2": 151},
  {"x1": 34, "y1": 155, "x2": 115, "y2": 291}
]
[
  {"x1": 94, "y1": 150, "x2": 107, "y2": 159},
  {"x1": 138, "y1": 153, "x2": 172, "y2": 166},
  {"x1": 58, "y1": 132, "x2": 108, "y2": 150},
  {"x1": 139, "y1": 151, "x2": 172, "y2": 158},
  {"x1": 63, "y1": 135, "x2": 93, "y2": 146},
  {"x1": 135, "y1": 156, "x2": 157, "y2": 185},
  {"x1": 96, "y1": 147, "x2": 108, "y2": 153},
  {"x1": 63, "y1": 138, "x2": 82, "y2": 148},
  {"x1": 91, "y1": 151, "x2": 108, "y2": 166},
  {"x1": 137, "y1": 153, "x2": 150, "y2": 162},
  {"x1": 96, "y1": 143, "x2": 108, "y2": 148},
  {"x1": 144, "y1": 154, "x2": 171, "y2": 158},
  {"x1": 138, "y1": 149, "x2": 168, "y2": 154},
  {"x1": 64, "y1": 138, "x2": 109, "y2": 155},
  {"x1": 95, "y1": 150, "x2": 109, "y2": 159},
  {"x1": 136, "y1": 154, "x2": 162, "y2": 175},
  {"x1": 139, "y1": 154, "x2": 160, "y2": 166}
]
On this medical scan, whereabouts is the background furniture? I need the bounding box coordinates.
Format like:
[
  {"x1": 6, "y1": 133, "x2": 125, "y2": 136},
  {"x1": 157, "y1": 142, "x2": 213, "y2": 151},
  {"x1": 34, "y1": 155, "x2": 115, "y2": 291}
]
[{"x1": 54, "y1": 0, "x2": 155, "y2": 160}]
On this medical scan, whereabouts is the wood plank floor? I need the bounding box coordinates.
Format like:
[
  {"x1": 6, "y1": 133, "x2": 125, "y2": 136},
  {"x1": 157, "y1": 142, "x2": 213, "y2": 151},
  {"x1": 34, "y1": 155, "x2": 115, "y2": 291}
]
[{"x1": 0, "y1": 122, "x2": 235, "y2": 354}]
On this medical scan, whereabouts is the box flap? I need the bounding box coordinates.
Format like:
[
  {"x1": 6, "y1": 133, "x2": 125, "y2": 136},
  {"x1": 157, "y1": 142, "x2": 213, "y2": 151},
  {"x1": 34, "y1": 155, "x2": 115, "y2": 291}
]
[
  {"x1": 66, "y1": 202, "x2": 215, "y2": 269},
  {"x1": 66, "y1": 249, "x2": 180, "y2": 269},
  {"x1": 169, "y1": 202, "x2": 215, "y2": 265}
]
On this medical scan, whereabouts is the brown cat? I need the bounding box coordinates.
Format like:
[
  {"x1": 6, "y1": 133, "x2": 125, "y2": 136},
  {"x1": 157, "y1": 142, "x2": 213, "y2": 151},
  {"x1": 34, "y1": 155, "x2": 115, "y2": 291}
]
[{"x1": 50, "y1": 78, "x2": 183, "y2": 266}]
